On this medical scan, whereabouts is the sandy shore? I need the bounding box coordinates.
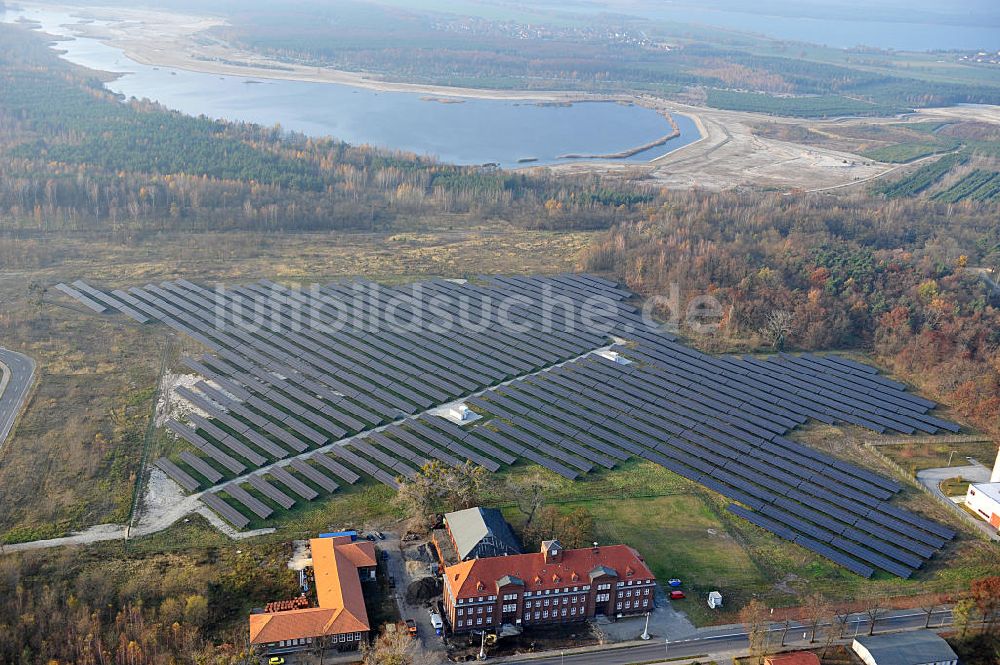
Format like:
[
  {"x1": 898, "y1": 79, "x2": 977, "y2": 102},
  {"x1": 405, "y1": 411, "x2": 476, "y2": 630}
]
[
  {"x1": 15, "y1": 1, "x2": 1000, "y2": 192},
  {"x1": 22, "y1": 1, "x2": 599, "y2": 102}
]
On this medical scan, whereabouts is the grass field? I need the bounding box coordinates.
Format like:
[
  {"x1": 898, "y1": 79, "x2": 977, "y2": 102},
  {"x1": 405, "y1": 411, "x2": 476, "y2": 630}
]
[
  {"x1": 508, "y1": 493, "x2": 769, "y2": 626},
  {"x1": 875, "y1": 438, "x2": 998, "y2": 475}
]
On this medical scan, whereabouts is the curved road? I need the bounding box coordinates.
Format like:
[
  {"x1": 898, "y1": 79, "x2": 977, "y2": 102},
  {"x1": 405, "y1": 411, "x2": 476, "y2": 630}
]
[{"x1": 0, "y1": 347, "x2": 35, "y2": 452}]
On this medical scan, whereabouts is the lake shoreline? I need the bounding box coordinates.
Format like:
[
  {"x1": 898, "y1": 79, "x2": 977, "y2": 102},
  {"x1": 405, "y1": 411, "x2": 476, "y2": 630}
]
[{"x1": 7, "y1": 1, "x2": 706, "y2": 167}]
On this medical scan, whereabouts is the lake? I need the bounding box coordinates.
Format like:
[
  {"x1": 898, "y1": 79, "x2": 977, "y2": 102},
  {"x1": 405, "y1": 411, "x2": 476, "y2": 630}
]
[{"x1": 1, "y1": 6, "x2": 701, "y2": 169}]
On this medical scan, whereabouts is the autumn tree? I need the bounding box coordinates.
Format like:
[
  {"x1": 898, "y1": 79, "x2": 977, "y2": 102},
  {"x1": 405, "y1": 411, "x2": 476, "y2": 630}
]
[
  {"x1": 394, "y1": 461, "x2": 494, "y2": 531},
  {"x1": 970, "y1": 576, "x2": 1000, "y2": 632},
  {"x1": 362, "y1": 625, "x2": 414, "y2": 665},
  {"x1": 739, "y1": 598, "x2": 770, "y2": 665},
  {"x1": 954, "y1": 597, "x2": 977, "y2": 639},
  {"x1": 521, "y1": 506, "x2": 595, "y2": 550}
]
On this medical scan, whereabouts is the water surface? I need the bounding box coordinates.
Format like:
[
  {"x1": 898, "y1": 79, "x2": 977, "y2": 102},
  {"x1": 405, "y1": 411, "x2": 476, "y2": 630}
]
[{"x1": 2, "y1": 6, "x2": 701, "y2": 169}]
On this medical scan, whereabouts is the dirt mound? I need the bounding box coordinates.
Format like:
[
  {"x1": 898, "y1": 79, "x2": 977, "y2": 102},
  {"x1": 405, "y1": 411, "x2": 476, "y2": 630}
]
[{"x1": 406, "y1": 576, "x2": 442, "y2": 605}]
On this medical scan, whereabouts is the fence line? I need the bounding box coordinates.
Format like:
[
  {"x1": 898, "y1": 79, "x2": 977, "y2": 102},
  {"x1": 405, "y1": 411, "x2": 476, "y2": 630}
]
[
  {"x1": 862, "y1": 442, "x2": 993, "y2": 542},
  {"x1": 863, "y1": 434, "x2": 993, "y2": 447}
]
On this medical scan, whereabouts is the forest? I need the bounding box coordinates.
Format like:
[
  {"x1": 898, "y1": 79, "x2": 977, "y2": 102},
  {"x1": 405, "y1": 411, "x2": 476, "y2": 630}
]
[
  {"x1": 1, "y1": 12, "x2": 1000, "y2": 664},
  {"x1": 0, "y1": 24, "x2": 652, "y2": 236},
  {"x1": 581, "y1": 191, "x2": 1000, "y2": 440}
]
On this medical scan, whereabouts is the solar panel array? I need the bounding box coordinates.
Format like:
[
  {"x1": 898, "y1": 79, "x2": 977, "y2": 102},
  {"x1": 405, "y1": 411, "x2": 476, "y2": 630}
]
[{"x1": 58, "y1": 275, "x2": 958, "y2": 576}]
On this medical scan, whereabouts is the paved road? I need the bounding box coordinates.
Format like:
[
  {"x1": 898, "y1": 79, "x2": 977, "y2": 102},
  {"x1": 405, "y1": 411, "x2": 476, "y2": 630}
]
[
  {"x1": 917, "y1": 463, "x2": 999, "y2": 541},
  {"x1": 502, "y1": 608, "x2": 954, "y2": 664},
  {"x1": 0, "y1": 347, "x2": 35, "y2": 452}
]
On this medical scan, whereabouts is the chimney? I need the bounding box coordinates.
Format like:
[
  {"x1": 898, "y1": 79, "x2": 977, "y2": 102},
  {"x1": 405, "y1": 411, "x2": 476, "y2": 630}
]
[{"x1": 992, "y1": 446, "x2": 1000, "y2": 483}]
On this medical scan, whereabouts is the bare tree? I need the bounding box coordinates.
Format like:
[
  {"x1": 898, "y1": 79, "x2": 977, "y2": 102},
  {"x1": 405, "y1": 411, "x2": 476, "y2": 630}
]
[
  {"x1": 860, "y1": 589, "x2": 884, "y2": 636},
  {"x1": 820, "y1": 607, "x2": 843, "y2": 658},
  {"x1": 918, "y1": 596, "x2": 942, "y2": 629},
  {"x1": 803, "y1": 592, "x2": 830, "y2": 643},
  {"x1": 505, "y1": 474, "x2": 552, "y2": 533},
  {"x1": 778, "y1": 618, "x2": 792, "y2": 647},
  {"x1": 739, "y1": 598, "x2": 770, "y2": 665},
  {"x1": 759, "y1": 310, "x2": 794, "y2": 350}
]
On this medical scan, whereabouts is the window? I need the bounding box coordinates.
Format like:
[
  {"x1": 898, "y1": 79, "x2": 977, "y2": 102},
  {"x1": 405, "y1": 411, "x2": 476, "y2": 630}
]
[
  {"x1": 543, "y1": 611, "x2": 549, "y2": 619},
  {"x1": 644, "y1": 589, "x2": 650, "y2": 595},
  {"x1": 489, "y1": 596, "x2": 496, "y2": 601},
  {"x1": 457, "y1": 608, "x2": 464, "y2": 616},
  {"x1": 534, "y1": 612, "x2": 540, "y2": 620},
  {"x1": 616, "y1": 582, "x2": 624, "y2": 588},
  {"x1": 487, "y1": 606, "x2": 493, "y2": 613},
  {"x1": 544, "y1": 599, "x2": 550, "y2": 607},
  {"x1": 477, "y1": 607, "x2": 483, "y2": 614},
  {"x1": 597, "y1": 593, "x2": 610, "y2": 603},
  {"x1": 477, "y1": 618, "x2": 483, "y2": 625},
  {"x1": 625, "y1": 601, "x2": 632, "y2": 609},
  {"x1": 525, "y1": 601, "x2": 532, "y2": 609},
  {"x1": 616, "y1": 603, "x2": 622, "y2": 610},
  {"x1": 597, "y1": 583, "x2": 611, "y2": 591},
  {"x1": 561, "y1": 608, "x2": 567, "y2": 617},
  {"x1": 503, "y1": 604, "x2": 517, "y2": 613},
  {"x1": 503, "y1": 593, "x2": 518, "y2": 601},
  {"x1": 571, "y1": 607, "x2": 577, "y2": 615}
]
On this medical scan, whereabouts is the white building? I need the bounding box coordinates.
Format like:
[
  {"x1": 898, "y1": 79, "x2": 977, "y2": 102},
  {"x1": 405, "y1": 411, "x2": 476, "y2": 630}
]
[
  {"x1": 966, "y1": 482, "x2": 1000, "y2": 531},
  {"x1": 852, "y1": 631, "x2": 957, "y2": 665}
]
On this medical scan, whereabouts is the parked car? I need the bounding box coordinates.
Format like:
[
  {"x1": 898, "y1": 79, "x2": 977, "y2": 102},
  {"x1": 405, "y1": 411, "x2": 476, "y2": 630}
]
[
  {"x1": 405, "y1": 619, "x2": 417, "y2": 637},
  {"x1": 375, "y1": 531, "x2": 386, "y2": 540},
  {"x1": 668, "y1": 578, "x2": 682, "y2": 588},
  {"x1": 365, "y1": 533, "x2": 377, "y2": 541},
  {"x1": 428, "y1": 610, "x2": 444, "y2": 636},
  {"x1": 268, "y1": 658, "x2": 285, "y2": 665},
  {"x1": 669, "y1": 590, "x2": 686, "y2": 600}
]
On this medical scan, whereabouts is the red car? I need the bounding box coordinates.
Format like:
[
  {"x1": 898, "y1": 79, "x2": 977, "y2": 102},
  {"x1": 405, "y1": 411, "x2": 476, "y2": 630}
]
[{"x1": 669, "y1": 590, "x2": 686, "y2": 600}]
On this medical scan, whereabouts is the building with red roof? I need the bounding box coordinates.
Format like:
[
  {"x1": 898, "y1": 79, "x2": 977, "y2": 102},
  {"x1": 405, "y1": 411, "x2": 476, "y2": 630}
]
[
  {"x1": 250, "y1": 536, "x2": 376, "y2": 653},
  {"x1": 443, "y1": 539, "x2": 655, "y2": 633},
  {"x1": 765, "y1": 652, "x2": 821, "y2": 665}
]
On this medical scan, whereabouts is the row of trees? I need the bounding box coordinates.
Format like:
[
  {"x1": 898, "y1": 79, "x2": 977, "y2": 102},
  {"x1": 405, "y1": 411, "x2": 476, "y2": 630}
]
[{"x1": 739, "y1": 576, "x2": 1000, "y2": 665}]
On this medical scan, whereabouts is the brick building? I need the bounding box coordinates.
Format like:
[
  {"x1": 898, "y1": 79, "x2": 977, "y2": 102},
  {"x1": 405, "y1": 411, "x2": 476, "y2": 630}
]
[
  {"x1": 442, "y1": 540, "x2": 656, "y2": 633},
  {"x1": 249, "y1": 536, "x2": 376, "y2": 653}
]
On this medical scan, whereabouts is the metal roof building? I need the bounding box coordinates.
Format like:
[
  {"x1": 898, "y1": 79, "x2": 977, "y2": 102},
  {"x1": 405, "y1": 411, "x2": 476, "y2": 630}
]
[
  {"x1": 852, "y1": 631, "x2": 958, "y2": 665},
  {"x1": 443, "y1": 506, "x2": 523, "y2": 561}
]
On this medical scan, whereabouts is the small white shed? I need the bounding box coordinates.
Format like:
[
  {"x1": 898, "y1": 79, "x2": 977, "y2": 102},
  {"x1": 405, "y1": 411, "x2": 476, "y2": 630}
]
[{"x1": 707, "y1": 591, "x2": 723, "y2": 609}]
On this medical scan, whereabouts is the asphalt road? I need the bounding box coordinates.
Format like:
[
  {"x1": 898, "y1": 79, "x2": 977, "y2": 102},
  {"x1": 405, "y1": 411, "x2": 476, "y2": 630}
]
[
  {"x1": 917, "y1": 463, "x2": 999, "y2": 541},
  {"x1": 503, "y1": 608, "x2": 954, "y2": 664},
  {"x1": 0, "y1": 347, "x2": 35, "y2": 451}
]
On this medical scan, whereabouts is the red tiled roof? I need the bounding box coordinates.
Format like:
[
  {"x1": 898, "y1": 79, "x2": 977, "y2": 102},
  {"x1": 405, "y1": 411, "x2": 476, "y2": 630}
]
[
  {"x1": 765, "y1": 652, "x2": 821, "y2": 665},
  {"x1": 445, "y1": 544, "x2": 654, "y2": 599},
  {"x1": 250, "y1": 537, "x2": 371, "y2": 645}
]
